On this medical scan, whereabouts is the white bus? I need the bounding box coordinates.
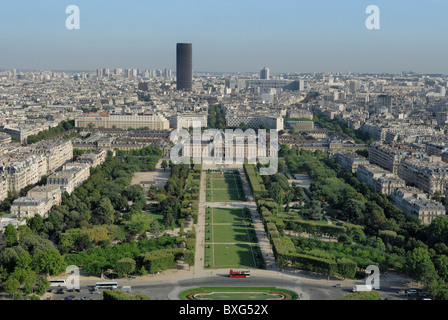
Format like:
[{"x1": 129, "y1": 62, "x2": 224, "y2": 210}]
[
  {"x1": 95, "y1": 282, "x2": 119, "y2": 290},
  {"x1": 49, "y1": 279, "x2": 67, "y2": 287}
]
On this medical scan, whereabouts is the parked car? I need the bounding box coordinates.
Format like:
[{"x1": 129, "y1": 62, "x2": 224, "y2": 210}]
[
  {"x1": 64, "y1": 295, "x2": 75, "y2": 300},
  {"x1": 418, "y1": 291, "x2": 428, "y2": 297},
  {"x1": 333, "y1": 284, "x2": 342, "y2": 288},
  {"x1": 81, "y1": 296, "x2": 90, "y2": 300},
  {"x1": 406, "y1": 289, "x2": 418, "y2": 296}
]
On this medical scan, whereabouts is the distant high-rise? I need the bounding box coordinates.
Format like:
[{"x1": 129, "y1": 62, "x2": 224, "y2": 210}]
[
  {"x1": 260, "y1": 67, "x2": 270, "y2": 80},
  {"x1": 164, "y1": 68, "x2": 172, "y2": 80},
  {"x1": 176, "y1": 43, "x2": 193, "y2": 91},
  {"x1": 349, "y1": 80, "x2": 361, "y2": 94},
  {"x1": 378, "y1": 94, "x2": 393, "y2": 113}
]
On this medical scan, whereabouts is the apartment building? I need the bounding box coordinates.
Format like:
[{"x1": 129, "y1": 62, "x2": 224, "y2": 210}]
[
  {"x1": 373, "y1": 176, "x2": 406, "y2": 196},
  {"x1": 0, "y1": 159, "x2": 39, "y2": 193},
  {"x1": 225, "y1": 114, "x2": 284, "y2": 130},
  {"x1": 287, "y1": 110, "x2": 313, "y2": 120},
  {"x1": 356, "y1": 164, "x2": 395, "y2": 192},
  {"x1": 169, "y1": 113, "x2": 208, "y2": 129},
  {"x1": 30, "y1": 140, "x2": 73, "y2": 174},
  {"x1": 10, "y1": 197, "x2": 47, "y2": 219},
  {"x1": 368, "y1": 142, "x2": 412, "y2": 174},
  {"x1": 426, "y1": 142, "x2": 448, "y2": 157},
  {"x1": 27, "y1": 184, "x2": 62, "y2": 211},
  {"x1": 397, "y1": 156, "x2": 448, "y2": 195},
  {"x1": 77, "y1": 149, "x2": 107, "y2": 168},
  {"x1": 75, "y1": 113, "x2": 170, "y2": 130},
  {"x1": 47, "y1": 163, "x2": 90, "y2": 195},
  {"x1": 0, "y1": 175, "x2": 8, "y2": 203},
  {"x1": 333, "y1": 152, "x2": 370, "y2": 174},
  {"x1": 391, "y1": 187, "x2": 446, "y2": 224}
]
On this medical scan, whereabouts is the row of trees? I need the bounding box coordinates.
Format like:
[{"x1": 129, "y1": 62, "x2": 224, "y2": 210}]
[
  {"x1": 312, "y1": 111, "x2": 374, "y2": 145},
  {"x1": 27, "y1": 120, "x2": 76, "y2": 144},
  {"x1": 208, "y1": 104, "x2": 226, "y2": 129},
  {"x1": 64, "y1": 236, "x2": 182, "y2": 275},
  {"x1": 281, "y1": 146, "x2": 448, "y2": 299},
  {"x1": 0, "y1": 146, "x2": 168, "y2": 297},
  {"x1": 1, "y1": 224, "x2": 67, "y2": 298},
  {"x1": 244, "y1": 164, "x2": 359, "y2": 279}
]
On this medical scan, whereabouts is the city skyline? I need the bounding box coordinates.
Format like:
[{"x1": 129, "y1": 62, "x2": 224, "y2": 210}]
[{"x1": 1, "y1": 0, "x2": 448, "y2": 74}]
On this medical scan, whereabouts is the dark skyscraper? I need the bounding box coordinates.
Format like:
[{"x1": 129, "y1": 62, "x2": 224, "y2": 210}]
[{"x1": 176, "y1": 43, "x2": 193, "y2": 91}]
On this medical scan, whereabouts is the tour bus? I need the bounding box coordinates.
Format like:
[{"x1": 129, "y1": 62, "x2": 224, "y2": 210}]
[
  {"x1": 229, "y1": 270, "x2": 251, "y2": 278},
  {"x1": 95, "y1": 282, "x2": 119, "y2": 290},
  {"x1": 49, "y1": 279, "x2": 67, "y2": 287}
]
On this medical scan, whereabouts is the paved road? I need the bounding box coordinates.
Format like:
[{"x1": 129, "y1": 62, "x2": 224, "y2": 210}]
[{"x1": 49, "y1": 267, "x2": 417, "y2": 301}]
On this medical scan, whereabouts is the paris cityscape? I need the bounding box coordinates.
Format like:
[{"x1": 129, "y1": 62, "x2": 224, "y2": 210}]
[{"x1": 0, "y1": 0, "x2": 447, "y2": 312}]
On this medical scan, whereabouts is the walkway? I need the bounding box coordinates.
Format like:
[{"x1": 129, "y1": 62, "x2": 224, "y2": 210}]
[
  {"x1": 194, "y1": 167, "x2": 207, "y2": 274},
  {"x1": 238, "y1": 168, "x2": 278, "y2": 271}
]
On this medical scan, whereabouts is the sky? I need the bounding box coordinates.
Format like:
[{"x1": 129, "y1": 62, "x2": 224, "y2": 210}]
[{"x1": 0, "y1": 0, "x2": 447, "y2": 74}]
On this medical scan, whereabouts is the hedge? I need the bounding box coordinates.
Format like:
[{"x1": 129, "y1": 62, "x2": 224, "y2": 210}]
[
  {"x1": 271, "y1": 237, "x2": 356, "y2": 278},
  {"x1": 103, "y1": 289, "x2": 151, "y2": 300},
  {"x1": 290, "y1": 253, "x2": 337, "y2": 276},
  {"x1": 283, "y1": 219, "x2": 347, "y2": 238},
  {"x1": 140, "y1": 248, "x2": 195, "y2": 273},
  {"x1": 336, "y1": 258, "x2": 357, "y2": 279},
  {"x1": 140, "y1": 250, "x2": 176, "y2": 273},
  {"x1": 244, "y1": 164, "x2": 269, "y2": 200}
]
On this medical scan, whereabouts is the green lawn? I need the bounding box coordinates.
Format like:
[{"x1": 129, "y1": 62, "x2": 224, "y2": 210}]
[
  {"x1": 212, "y1": 224, "x2": 256, "y2": 243},
  {"x1": 206, "y1": 173, "x2": 246, "y2": 202},
  {"x1": 211, "y1": 189, "x2": 245, "y2": 202},
  {"x1": 180, "y1": 287, "x2": 299, "y2": 300},
  {"x1": 211, "y1": 207, "x2": 250, "y2": 224},
  {"x1": 205, "y1": 244, "x2": 263, "y2": 269},
  {"x1": 204, "y1": 205, "x2": 262, "y2": 269},
  {"x1": 149, "y1": 212, "x2": 164, "y2": 225}
]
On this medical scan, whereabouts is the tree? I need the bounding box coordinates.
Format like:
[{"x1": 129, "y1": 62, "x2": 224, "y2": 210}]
[
  {"x1": 4, "y1": 277, "x2": 20, "y2": 296},
  {"x1": 0, "y1": 266, "x2": 7, "y2": 282},
  {"x1": 125, "y1": 213, "x2": 151, "y2": 236},
  {"x1": 150, "y1": 220, "x2": 161, "y2": 237},
  {"x1": 308, "y1": 199, "x2": 323, "y2": 221},
  {"x1": 138, "y1": 265, "x2": 147, "y2": 276},
  {"x1": 124, "y1": 185, "x2": 145, "y2": 204},
  {"x1": 3, "y1": 224, "x2": 17, "y2": 247},
  {"x1": 434, "y1": 255, "x2": 448, "y2": 281},
  {"x1": 32, "y1": 249, "x2": 67, "y2": 276},
  {"x1": 14, "y1": 293, "x2": 24, "y2": 300},
  {"x1": 342, "y1": 198, "x2": 365, "y2": 223},
  {"x1": 269, "y1": 182, "x2": 283, "y2": 205},
  {"x1": 161, "y1": 160, "x2": 168, "y2": 172},
  {"x1": 92, "y1": 197, "x2": 115, "y2": 225},
  {"x1": 406, "y1": 247, "x2": 438, "y2": 286},
  {"x1": 10, "y1": 268, "x2": 37, "y2": 295},
  {"x1": 116, "y1": 258, "x2": 136, "y2": 278},
  {"x1": 28, "y1": 215, "x2": 43, "y2": 232},
  {"x1": 37, "y1": 278, "x2": 50, "y2": 296},
  {"x1": 278, "y1": 159, "x2": 285, "y2": 173},
  {"x1": 427, "y1": 217, "x2": 448, "y2": 246}
]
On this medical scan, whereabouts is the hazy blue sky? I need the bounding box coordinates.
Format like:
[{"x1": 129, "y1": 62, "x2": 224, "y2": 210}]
[{"x1": 1, "y1": 0, "x2": 447, "y2": 74}]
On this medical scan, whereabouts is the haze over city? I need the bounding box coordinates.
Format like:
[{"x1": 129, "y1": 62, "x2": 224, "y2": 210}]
[
  {"x1": 2, "y1": 0, "x2": 448, "y2": 309},
  {"x1": 1, "y1": 0, "x2": 448, "y2": 73}
]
